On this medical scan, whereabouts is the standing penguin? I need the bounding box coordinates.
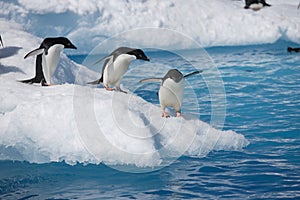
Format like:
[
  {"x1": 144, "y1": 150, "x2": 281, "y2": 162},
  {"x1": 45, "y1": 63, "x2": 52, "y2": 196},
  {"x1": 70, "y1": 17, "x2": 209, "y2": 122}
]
[
  {"x1": 21, "y1": 37, "x2": 77, "y2": 86},
  {"x1": 140, "y1": 69, "x2": 201, "y2": 118},
  {"x1": 244, "y1": 0, "x2": 271, "y2": 10},
  {"x1": 88, "y1": 47, "x2": 150, "y2": 93}
]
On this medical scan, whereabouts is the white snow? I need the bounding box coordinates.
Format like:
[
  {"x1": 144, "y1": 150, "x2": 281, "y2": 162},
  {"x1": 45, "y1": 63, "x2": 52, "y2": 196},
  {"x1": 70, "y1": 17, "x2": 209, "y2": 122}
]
[
  {"x1": 0, "y1": 0, "x2": 299, "y2": 54},
  {"x1": 0, "y1": 18, "x2": 248, "y2": 168}
]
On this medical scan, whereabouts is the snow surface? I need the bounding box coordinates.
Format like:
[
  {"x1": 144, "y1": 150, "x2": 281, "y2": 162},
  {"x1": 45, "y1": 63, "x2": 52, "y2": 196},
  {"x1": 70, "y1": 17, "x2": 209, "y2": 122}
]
[
  {"x1": 0, "y1": 19, "x2": 248, "y2": 169},
  {"x1": 0, "y1": 0, "x2": 299, "y2": 54}
]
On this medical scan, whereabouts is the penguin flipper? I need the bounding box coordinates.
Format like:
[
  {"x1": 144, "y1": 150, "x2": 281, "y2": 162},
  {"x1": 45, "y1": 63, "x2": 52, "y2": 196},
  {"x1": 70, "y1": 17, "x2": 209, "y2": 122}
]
[
  {"x1": 183, "y1": 70, "x2": 203, "y2": 78},
  {"x1": 19, "y1": 77, "x2": 37, "y2": 84},
  {"x1": 139, "y1": 78, "x2": 162, "y2": 83},
  {"x1": 94, "y1": 55, "x2": 113, "y2": 65},
  {"x1": 24, "y1": 48, "x2": 44, "y2": 59}
]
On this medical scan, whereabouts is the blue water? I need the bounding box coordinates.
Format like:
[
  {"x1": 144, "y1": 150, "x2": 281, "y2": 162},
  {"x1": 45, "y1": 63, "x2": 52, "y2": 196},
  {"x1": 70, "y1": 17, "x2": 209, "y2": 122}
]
[{"x1": 1, "y1": 40, "x2": 300, "y2": 199}]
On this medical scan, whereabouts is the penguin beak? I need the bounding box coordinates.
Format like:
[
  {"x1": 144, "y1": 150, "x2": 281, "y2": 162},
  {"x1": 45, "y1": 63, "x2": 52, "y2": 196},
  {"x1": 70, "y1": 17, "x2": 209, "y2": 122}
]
[
  {"x1": 66, "y1": 43, "x2": 77, "y2": 49},
  {"x1": 69, "y1": 44, "x2": 77, "y2": 49},
  {"x1": 144, "y1": 57, "x2": 150, "y2": 61}
]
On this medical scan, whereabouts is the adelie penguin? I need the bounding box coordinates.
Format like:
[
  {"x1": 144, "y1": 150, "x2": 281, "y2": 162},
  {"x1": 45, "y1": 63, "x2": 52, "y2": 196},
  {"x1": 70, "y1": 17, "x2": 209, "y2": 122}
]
[
  {"x1": 0, "y1": 35, "x2": 3, "y2": 48},
  {"x1": 140, "y1": 69, "x2": 202, "y2": 118},
  {"x1": 244, "y1": 0, "x2": 271, "y2": 11},
  {"x1": 88, "y1": 47, "x2": 150, "y2": 93},
  {"x1": 21, "y1": 37, "x2": 77, "y2": 86},
  {"x1": 287, "y1": 47, "x2": 300, "y2": 53}
]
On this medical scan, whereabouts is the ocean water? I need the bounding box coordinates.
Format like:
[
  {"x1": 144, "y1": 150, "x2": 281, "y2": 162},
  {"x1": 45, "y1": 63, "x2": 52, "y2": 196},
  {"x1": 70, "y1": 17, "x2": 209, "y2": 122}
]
[{"x1": 1, "y1": 40, "x2": 300, "y2": 199}]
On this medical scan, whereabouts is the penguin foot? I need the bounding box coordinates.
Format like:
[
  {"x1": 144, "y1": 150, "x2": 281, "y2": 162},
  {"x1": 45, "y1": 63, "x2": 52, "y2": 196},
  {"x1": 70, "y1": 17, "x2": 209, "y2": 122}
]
[
  {"x1": 42, "y1": 83, "x2": 56, "y2": 86},
  {"x1": 162, "y1": 112, "x2": 170, "y2": 118},
  {"x1": 105, "y1": 86, "x2": 115, "y2": 91},
  {"x1": 41, "y1": 82, "x2": 52, "y2": 86}
]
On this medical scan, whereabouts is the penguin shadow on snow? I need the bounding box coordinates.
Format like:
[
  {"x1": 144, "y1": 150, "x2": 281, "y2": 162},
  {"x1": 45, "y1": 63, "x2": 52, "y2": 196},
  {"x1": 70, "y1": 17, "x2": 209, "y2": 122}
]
[
  {"x1": 138, "y1": 112, "x2": 164, "y2": 149},
  {"x1": 0, "y1": 44, "x2": 24, "y2": 75}
]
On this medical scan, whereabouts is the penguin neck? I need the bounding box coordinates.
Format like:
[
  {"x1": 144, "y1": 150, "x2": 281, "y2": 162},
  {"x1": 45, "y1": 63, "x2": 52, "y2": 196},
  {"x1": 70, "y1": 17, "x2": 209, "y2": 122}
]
[{"x1": 162, "y1": 78, "x2": 184, "y2": 93}]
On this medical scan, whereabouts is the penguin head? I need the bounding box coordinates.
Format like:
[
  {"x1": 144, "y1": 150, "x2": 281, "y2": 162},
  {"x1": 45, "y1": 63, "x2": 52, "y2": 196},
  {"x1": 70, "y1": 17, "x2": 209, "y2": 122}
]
[
  {"x1": 59, "y1": 37, "x2": 77, "y2": 49},
  {"x1": 128, "y1": 49, "x2": 150, "y2": 61},
  {"x1": 163, "y1": 69, "x2": 183, "y2": 83},
  {"x1": 43, "y1": 37, "x2": 77, "y2": 50}
]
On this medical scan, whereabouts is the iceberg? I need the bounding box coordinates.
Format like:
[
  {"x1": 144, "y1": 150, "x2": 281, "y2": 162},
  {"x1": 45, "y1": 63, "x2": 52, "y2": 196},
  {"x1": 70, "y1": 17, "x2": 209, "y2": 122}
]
[
  {"x1": 0, "y1": 0, "x2": 299, "y2": 54},
  {"x1": 0, "y1": 18, "x2": 248, "y2": 170}
]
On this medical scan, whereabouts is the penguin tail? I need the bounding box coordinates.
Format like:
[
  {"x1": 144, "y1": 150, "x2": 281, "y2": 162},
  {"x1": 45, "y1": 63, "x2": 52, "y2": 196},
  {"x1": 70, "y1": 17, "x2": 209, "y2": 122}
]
[
  {"x1": 19, "y1": 77, "x2": 45, "y2": 85},
  {"x1": 19, "y1": 77, "x2": 36, "y2": 84},
  {"x1": 87, "y1": 78, "x2": 103, "y2": 85}
]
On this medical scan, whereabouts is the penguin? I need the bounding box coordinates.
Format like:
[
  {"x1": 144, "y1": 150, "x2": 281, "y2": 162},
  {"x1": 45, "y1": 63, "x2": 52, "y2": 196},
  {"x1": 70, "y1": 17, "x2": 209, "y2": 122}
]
[
  {"x1": 0, "y1": 35, "x2": 3, "y2": 48},
  {"x1": 88, "y1": 47, "x2": 150, "y2": 93},
  {"x1": 21, "y1": 37, "x2": 77, "y2": 86},
  {"x1": 287, "y1": 47, "x2": 300, "y2": 53},
  {"x1": 139, "y1": 69, "x2": 202, "y2": 118},
  {"x1": 244, "y1": 0, "x2": 271, "y2": 11}
]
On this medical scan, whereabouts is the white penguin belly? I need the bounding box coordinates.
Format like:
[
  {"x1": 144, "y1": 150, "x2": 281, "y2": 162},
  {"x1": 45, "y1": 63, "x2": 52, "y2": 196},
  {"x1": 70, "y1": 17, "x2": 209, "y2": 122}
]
[
  {"x1": 44, "y1": 44, "x2": 64, "y2": 84},
  {"x1": 250, "y1": 3, "x2": 263, "y2": 10},
  {"x1": 104, "y1": 54, "x2": 136, "y2": 86},
  {"x1": 159, "y1": 78, "x2": 184, "y2": 111}
]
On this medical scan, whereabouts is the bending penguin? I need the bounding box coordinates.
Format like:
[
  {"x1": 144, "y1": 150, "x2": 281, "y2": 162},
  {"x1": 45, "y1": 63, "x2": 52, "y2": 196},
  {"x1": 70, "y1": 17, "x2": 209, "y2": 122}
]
[
  {"x1": 244, "y1": 0, "x2": 271, "y2": 11},
  {"x1": 140, "y1": 69, "x2": 202, "y2": 118},
  {"x1": 21, "y1": 37, "x2": 77, "y2": 86},
  {"x1": 88, "y1": 47, "x2": 150, "y2": 93}
]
